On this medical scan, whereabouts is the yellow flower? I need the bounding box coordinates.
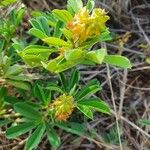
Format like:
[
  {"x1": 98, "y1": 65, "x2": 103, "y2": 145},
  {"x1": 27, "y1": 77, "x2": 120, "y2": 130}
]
[
  {"x1": 67, "y1": 7, "x2": 110, "y2": 45},
  {"x1": 51, "y1": 94, "x2": 75, "y2": 121}
]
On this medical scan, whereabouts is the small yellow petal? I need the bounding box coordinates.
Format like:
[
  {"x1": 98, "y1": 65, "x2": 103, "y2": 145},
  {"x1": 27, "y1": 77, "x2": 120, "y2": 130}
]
[
  {"x1": 51, "y1": 94, "x2": 75, "y2": 121},
  {"x1": 67, "y1": 7, "x2": 110, "y2": 45}
]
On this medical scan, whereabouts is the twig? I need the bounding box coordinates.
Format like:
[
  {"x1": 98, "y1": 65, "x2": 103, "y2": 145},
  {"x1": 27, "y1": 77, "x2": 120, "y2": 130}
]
[
  {"x1": 118, "y1": 69, "x2": 128, "y2": 117},
  {"x1": 118, "y1": 79, "x2": 150, "y2": 91},
  {"x1": 106, "y1": 64, "x2": 123, "y2": 150},
  {"x1": 82, "y1": 135, "x2": 117, "y2": 150},
  {"x1": 12, "y1": 139, "x2": 26, "y2": 150},
  {"x1": 107, "y1": 43, "x2": 144, "y2": 55},
  {"x1": 130, "y1": 66, "x2": 150, "y2": 72},
  {"x1": 135, "y1": 19, "x2": 150, "y2": 44},
  {"x1": 120, "y1": 116, "x2": 150, "y2": 138}
]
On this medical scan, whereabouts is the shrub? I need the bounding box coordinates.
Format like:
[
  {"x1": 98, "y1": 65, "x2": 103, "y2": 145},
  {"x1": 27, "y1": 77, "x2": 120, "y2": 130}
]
[{"x1": 0, "y1": 0, "x2": 131, "y2": 149}]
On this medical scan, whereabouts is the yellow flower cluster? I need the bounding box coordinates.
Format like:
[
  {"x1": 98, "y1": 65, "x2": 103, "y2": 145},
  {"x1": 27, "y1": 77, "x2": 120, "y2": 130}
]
[
  {"x1": 51, "y1": 94, "x2": 75, "y2": 121},
  {"x1": 67, "y1": 7, "x2": 110, "y2": 45}
]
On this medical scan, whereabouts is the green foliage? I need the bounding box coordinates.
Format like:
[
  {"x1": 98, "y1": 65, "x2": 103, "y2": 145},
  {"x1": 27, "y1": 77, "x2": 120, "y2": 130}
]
[
  {"x1": 18, "y1": 0, "x2": 131, "y2": 73},
  {"x1": 0, "y1": 87, "x2": 7, "y2": 115},
  {"x1": 102, "y1": 125, "x2": 123, "y2": 145},
  {"x1": 77, "y1": 105, "x2": 93, "y2": 119},
  {"x1": 14, "y1": 102, "x2": 42, "y2": 120},
  {"x1": 46, "y1": 123, "x2": 61, "y2": 149},
  {"x1": 85, "y1": 49, "x2": 107, "y2": 64},
  {"x1": 67, "y1": 0, "x2": 83, "y2": 13},
  {"x1": 0, "y1": 7, "x2": 25, "y2": 39},
  {"x1": 25, "y1": 123, "x2": 46, "y2": 150},
  {"x1": 4, "y1": 69, "x2": 110, "y2": 149},
  {"x1": 0, "y1": 0, "x2": 17, "y2": 7},
  {"x1": 33, "y1": 83, "x2": 50, "y2": 105},
  {"x1": 139, "y1": 119, "x2": 150, "y2": 126},
  {"x1": 28, "y1": 16, "x2": 50, "y2": 38},
  {"x1": 6, "y1": 122, "x2": 37, "y2": 139},
  {"x1": 52, "y1": 9, "x2": 73, "y2": 23},
  {"x1": 43, "y1": 37, "x2": 71, "y2": 47},
  {"x1": 104, "y1": 55, "x2": 132, "y2": 68},
  {"x1": 0, "y1": 53, "x2": 30, "y2": 90},
  {"x1": 55, "y1": 121, "x2": 85, "y2": 136},
  {"x1": 18, "y1": 45, "x2": 55, "y2": 67},
  {"x1": 86, "y1": 0, "x2": 95, "y2": 12},
  {"x1": 77, "y1": 98, "x2": 110, "y2": 115}
]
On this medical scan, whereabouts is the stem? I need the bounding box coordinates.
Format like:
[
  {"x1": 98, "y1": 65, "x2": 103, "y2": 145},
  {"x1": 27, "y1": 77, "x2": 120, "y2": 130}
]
[{"x1": 106, "y1": 64, "x2": 123, "y2": 150}]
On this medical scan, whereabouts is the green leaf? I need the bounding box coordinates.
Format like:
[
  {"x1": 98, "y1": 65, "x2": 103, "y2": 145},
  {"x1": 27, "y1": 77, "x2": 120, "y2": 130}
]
[
  {"x1": 22, "y1": 45, "x2": 56, "y2": 54},
  {"x1": 19, "y1": 54, "x2": 43, "y2": 67},
  {"x1": 39, "y1": 12, "x2": 57, "y2": 27},
  {"x1": 0, "y1": 40, "x2": 5, "y2": 52},
  {"x1": 7, "y1": 75, "x2": 30, "y2": 81},
  {"x1": 55, "y1": 59, "x2": 81, "y2": 73},
  {"x1": 42, "y1": 37, "x2": 71, "y2": 47},
  {"x1": 77, "y1": 104, "x2": 93, "y2": 119},
  {"x1": 28, "y1": 28, "x2": 48, "y2": 39},
  {"x1": 99, "y1": 29, "x2": 112, "y2": 41},
  {"x1": 102, "y1": 125, "x2": 123, "y2": 144},
  {"x1": 5, "y1": 64, "x2": 23, "y2": 77},
  {"x1": 0, "y1": 87, "x2": 7, "y2": 98},
  {"x1": 52, "y1": 9, "x2": 73, "y2": 23},
  {"x1": 4, "y1": 96, "x2": 19, "y2": 105},
  {"x1": 30, "y1": 17, "x2": 50, "y2": 36},
  {"x1": 59, "y1": 72, "x2": 68, "y2": 92},
  {"x1": 14, "y1": 102, "x2": 42, "y2": 120},
  {"x1": 42, "y1": 56, "x2": 81, "y2": 73},
  {"x1": 75, "y1": 79, "x2": 101, "y2": 101},
  {"x1": 65, "y1": 49, "x2": 85, "y2": 61},
  {"x1": 67, "y1": 0, "x2": 83, "y2": 13},
  {"x1": 30, "y1": 18, "x2": 45, "y2": 33},
  {"x1": 2, "y1": 56, "x2": 11, "y2": 71},
  {"x1": 77, "y1": 98, "x2": 110, "y2": 114},
  {"x1": 31, "y1": 11, "x2": 43, "y2": 18},
  {"x1": 16, "y1": 8, "x2": 25, "y2": 26},
  {"x1": 85, "y1": 49, "x2": 106, "y2": 64},
  {"x1": 61, "y1": 28, "x2": 73, "y2": 40},
  {"x1": 46, "y1": 84, "x2": 64, "y2": 93},
  {"x1": 10, "y1": 9, "x2": 17, "y2": 25},
  {"x1": 53, "y1": 21, "x2": 64, "y2": 38},
  {"x1": 0, "y1": 92, "x2": 5, "y2": 108},
  {"x1": 19, "y1": 45, "x2": 56, "y2": 67},
  {"x1": 41, "y1": 58, "x2": 59, "y2": 73},
  {"x1": 46, "y1": 123, "x2": 61, "y2": 149},
  {"x1": 33, "y1": 84, "x2": 47, "y2": 105},
  {"x1": 7, "y1": 80, "x2": 30, "y2": 91},
  {"x1": 69, "y1": 68, "x2": 80, "y2": 90},
  {"x1": 0, "y1": 0, "x2": 17, "y2": 7},
  {"x1": 56, "y1": 122, "x2": 85, "y2": 136},
  {"x1": 38, "y1": 17, "x2": 50, "y2": 36},
  {"x1": 25, "y1": 123, "x2": 46, "y2": 150},
  {"x1": 139, "y1": 119, "x2": 150, "y2": 126},
  {"x1": 6, "y1": 122, "x2": 37, "y2": 139},
  {"x1": 25, "y1": 102, "x2": 41, "y2": 110},
  {"x1": 103, "y1": 55, "x2": 132, "y2": 68},
  {"x1": 86, "y1": 0, "x2": 95, "y2": 12}
]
